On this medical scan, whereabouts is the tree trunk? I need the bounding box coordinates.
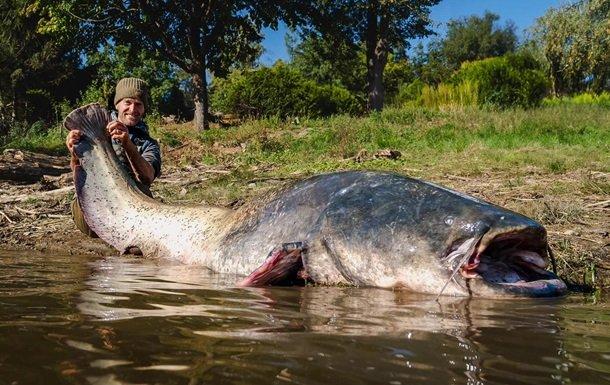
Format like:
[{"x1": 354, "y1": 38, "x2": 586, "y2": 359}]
[
  {"x1": 549, "y1": 57, "x2": 562, "y2": 97},
  {"x1": 192, "y1": 72, "x2": 210, "y2": 131},
  {"x1": 365, "y1": 0, "x2": 388, "y2": 112}
]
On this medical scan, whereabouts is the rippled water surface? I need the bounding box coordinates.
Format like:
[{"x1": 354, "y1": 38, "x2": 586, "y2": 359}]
[{"x1": 1, "y1": 250, "x2": 610, "y2": 385}]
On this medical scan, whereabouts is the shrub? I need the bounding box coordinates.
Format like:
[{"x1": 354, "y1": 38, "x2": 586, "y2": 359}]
[
  {"x1": 383, "y1": 58, "x2": 415, "y2": 101},
  {"x1": 210, "y1": 63, "x2": 362, "y2": 119},
  {"x1": 393, "y1": 79, "x2": 425, "y2": 106},
  {"x1": 451, "y1": 52, "x2": 549, "y2": 108},
  {"x1": 542, "y1": 92, "x2": 610, "y2": 107}
]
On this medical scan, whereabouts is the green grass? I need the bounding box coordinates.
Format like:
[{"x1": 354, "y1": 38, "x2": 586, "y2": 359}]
[
  {"x1": 158, "y1": 104, "x2": 608, "y2": 179},
  {"x1": 1, "y1": 121, "x2": 67, "y2": 155},
  {"x1": 3, "y1": 104, "x2": 608, "y2": 177}
]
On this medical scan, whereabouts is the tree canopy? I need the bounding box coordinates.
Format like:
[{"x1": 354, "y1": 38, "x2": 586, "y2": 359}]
[
  {"x1": 532, "y1": 0, "x2": 610, "y2": 95},
  {"x1": 414, "y1": 11, "x2": 517, "y2": 84},
  {"x1": 299, "y1": 0, "x2": 440, "y2": 111},
  {"x1": 0, "y1": 0, "x2": 87, "y2": 131}
]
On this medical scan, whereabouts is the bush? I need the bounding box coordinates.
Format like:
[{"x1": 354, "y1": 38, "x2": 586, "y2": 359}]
[
  {"x1": 210, "y1": 63, "x2": 362, "y2": 119},
  {"x1": 451, "y1": 52, "x2": 549, "y2": 108},
  {"x1": 383, "y1": 58, "x2": 415, "y2": 101},
  {"x1": 542, "y1": 92, "x2": 610, "y2": 107},
  {"x1": 393, "y1": 79, "x2": 425, "y2": 106}
]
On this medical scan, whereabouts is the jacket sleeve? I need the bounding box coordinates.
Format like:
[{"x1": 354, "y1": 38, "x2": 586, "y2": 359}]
[{"x1": 139, "y1": 138, "x2": 162, "y2": 179}]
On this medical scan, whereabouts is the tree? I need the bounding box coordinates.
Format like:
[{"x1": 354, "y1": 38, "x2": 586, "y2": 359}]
[
  {"x1": 0, "y1": 0, "x2": 86, "y2": 131},
  {"x1": 438, "y1": 12, "x2": 517, "y2": 71},
  {"x1": 413, "y1": 12, "x2": 517, "y2": 85},
  {"x1": 532, "y1": 0, "x2": 610, "y2": 95},
  {"x1": 287, "y1": 33, "x2": 367, "y2": 96},
  {"x1": 41, "y1": 1, "x2": 303, "y2": 130},
  {"x1": 110, "y1": 1, "x2": 290, "y2": 130},
  {"x1": 302, "y1": 0, "x2": 439, "y2": 112}
]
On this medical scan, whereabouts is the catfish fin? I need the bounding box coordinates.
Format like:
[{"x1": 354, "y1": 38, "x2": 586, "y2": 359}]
[{"x1": 63, "y1": 103, "x2": 112, "y2": 143}]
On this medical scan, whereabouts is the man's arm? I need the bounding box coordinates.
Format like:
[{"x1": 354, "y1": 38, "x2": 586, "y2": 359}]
[
  {"x1": 107, "y1": 121, "x2": 156, "y2": 185},
  {"x1": 66, "y1": 130, "x2": 81, "y2": 171}
]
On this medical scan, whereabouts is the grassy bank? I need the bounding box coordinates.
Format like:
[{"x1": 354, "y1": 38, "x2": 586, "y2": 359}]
[{"x1": 155, "y1": 104, "x2": 608, "y2": 178}]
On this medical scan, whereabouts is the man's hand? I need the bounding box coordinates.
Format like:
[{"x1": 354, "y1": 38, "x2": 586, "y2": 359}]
[
  {"x1": 107, "y1": 121, "x2": 130, "y2": 146},
  {"x1": 66, "y1": 130, "x2": 82, "y2": 154},
  {"x1": 66, "y1": 130, "x2": 82, "y2": 170},
  {"x1": 106, "y1": 120, "x2": 155, "y2": 185}
]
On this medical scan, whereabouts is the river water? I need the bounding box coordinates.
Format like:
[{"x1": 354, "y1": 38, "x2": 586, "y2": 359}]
[{"x1": 1, "y1": 250, "x2": 609, "y2": 385}]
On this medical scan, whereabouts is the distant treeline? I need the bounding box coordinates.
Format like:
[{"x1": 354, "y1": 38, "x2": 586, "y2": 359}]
[{"x1": 1, "y1": 0, "x2": 609, "y2": 135}]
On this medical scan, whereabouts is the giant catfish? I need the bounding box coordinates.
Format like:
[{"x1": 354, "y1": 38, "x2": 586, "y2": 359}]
[{"x1": 64, "y1": 103, "x2": 567, "y2": 298}]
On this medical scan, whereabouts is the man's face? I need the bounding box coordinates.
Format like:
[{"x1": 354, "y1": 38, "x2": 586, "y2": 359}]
[{"x1": 116, "y1": 98, "x2": 145, "y2": 126}]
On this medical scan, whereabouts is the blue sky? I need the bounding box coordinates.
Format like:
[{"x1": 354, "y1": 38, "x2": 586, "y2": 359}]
[{"x1": 259, "y1": 0, "x2": 566, "y2": 65}]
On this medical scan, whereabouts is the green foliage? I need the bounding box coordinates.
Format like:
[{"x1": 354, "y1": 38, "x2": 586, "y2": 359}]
[
  {"x1": 394, "y1": 79, "x2": 425, "y2": 105},
  {"x1": 532, "y1": 0, "x2": 610, "y2": 95},
  {"x1": 288, "y1": 34, "x2": 416, "y2": 103},
  {"x1": 287, "y1": 34, "x2": 367, "y2": 95},
  {"x1": 419, "y1": 81, "x2": 479, "y2": 108},
  {"x1": 80, "y1": 44, "x2": 192, "y2": 119},
  {"x1": 438, "y1": 12, "x2": 517, "y2": 71},
  {"x1": 383, "y1": 57, "x2": 416, "y2": 101},
  {"x1": 300, "y1": 0, "x2": 440, "y2": 110},
  {"x1": 451, "y1": 53, "x2": 549, "y2": 108},
  {"x1": 1, "y1": 120, "x2": 66, "y2": 154},
  {"x1": 210, "y1": 63, "x2": 362, "y2": 119},
  {"x1": 0, "y1": 0, "x2": 85, "y2": 127},
  {"x1": 542, "y1": 92, "x2": 610, "y2": 108},
  {"x1": 413, "y1": 12, "x2": 517, "y2": 85}
]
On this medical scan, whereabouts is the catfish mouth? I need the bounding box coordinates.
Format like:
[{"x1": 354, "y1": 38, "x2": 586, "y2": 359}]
[{"x1": 456, "y1": 233, "x2": 567, "y2": 297}]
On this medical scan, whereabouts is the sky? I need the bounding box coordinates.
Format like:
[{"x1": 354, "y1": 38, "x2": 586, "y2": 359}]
[{"x1": 259, "y1": 0, "x2": 566, "y2": 65}]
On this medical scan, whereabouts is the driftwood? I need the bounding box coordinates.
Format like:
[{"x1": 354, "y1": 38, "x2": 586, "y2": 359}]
[
  {"x1": 0, "y1": 186, "x2": 73, "y2": 204},
  {"x1": 0, "y1": 149, "x2": 71, "y2": 182},
  {"x1": 0, "y1": 211, "x2": 14, "y2": 223},
  {"x1": 586, "y1": 199, "x2": 610, "y2": 208}
]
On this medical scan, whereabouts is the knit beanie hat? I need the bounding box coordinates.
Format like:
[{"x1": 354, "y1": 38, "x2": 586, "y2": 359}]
[{"x1": 114, "y1": 77, "x2": 149, "y2": 110}]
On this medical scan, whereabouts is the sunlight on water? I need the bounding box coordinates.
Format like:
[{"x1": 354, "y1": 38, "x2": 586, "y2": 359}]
[{"x1": 1, "y1": 250, "x2": 610, "y2": 385}]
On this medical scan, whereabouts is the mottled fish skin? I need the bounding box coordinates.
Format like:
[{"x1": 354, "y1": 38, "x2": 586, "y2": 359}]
[
  {"x1": 217, "y1": 172, "x2": 550, "y2": 296},
  {"x1": 64, "y1": 104, "x2": 565, "y2": 297}
]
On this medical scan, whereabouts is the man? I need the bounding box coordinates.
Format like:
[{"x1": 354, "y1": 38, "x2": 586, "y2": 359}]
[{"x1": 66, "y1": 77, "x2": 162, "y2": 238}]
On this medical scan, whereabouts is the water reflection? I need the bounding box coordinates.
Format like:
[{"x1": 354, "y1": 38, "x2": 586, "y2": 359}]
[
  {"x1": 75, "y1": 256, "x2": 585, "y2": 385},
  {"x1": 1, "y1": 252, "x2": 610, "y2": 385}
]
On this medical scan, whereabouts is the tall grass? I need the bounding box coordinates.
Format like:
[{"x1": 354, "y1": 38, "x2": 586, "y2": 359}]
[
  {"x1": 153, "y1": 104, "x2": 608, "y2": 179},
  {"x1": 1, "y1": 121, "x2": 66, "y2": 154},
  {"x1": 2, "y1": 103, "x2": 608, "y2": 179},
  {"x1": 419, "y1": 80, "x2": 479, "y2": 109},
  {"x1": 542, "y1": 92, "x2": 610, "y2": 107}
]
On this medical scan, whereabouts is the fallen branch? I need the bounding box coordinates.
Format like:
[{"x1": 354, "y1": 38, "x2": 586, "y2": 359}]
[
  {"x1": 45, "y1": 214, "x2": 69, "y2": 219},
  {"x1": 0, "y1": 211, "x2": 14, "y2": 224},
  {"x1": 15, "y1": 206, "x2": 38, "y2": 215},
  {"x1": 0, "y1": 186, "x2": 73, "y2": 205},
  {"x1": 157, "y1": 176, "x2": 210, "y2": 186},
  {"x1": 586, "y1": 199, "x2": 610, "y2": 208},
  {"x1": 167, "y1": 143, "x2": 189, "y2": 152},
  {"x1": 510, "y1": 197, "x2": 539, "y2": 202},
  {"x1": 246, "y1": 176, "x2": 299, "y2": 184}
]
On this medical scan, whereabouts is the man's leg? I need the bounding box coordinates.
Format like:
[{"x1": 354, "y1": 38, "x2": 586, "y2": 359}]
[{"x1": 70, "y1": 198, "x2": 99, "y2": 238}]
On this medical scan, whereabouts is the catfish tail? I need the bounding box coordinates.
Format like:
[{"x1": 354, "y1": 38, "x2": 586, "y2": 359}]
[{"x1": 63, "y1": 103, "x2": 112, "y2": 142}]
